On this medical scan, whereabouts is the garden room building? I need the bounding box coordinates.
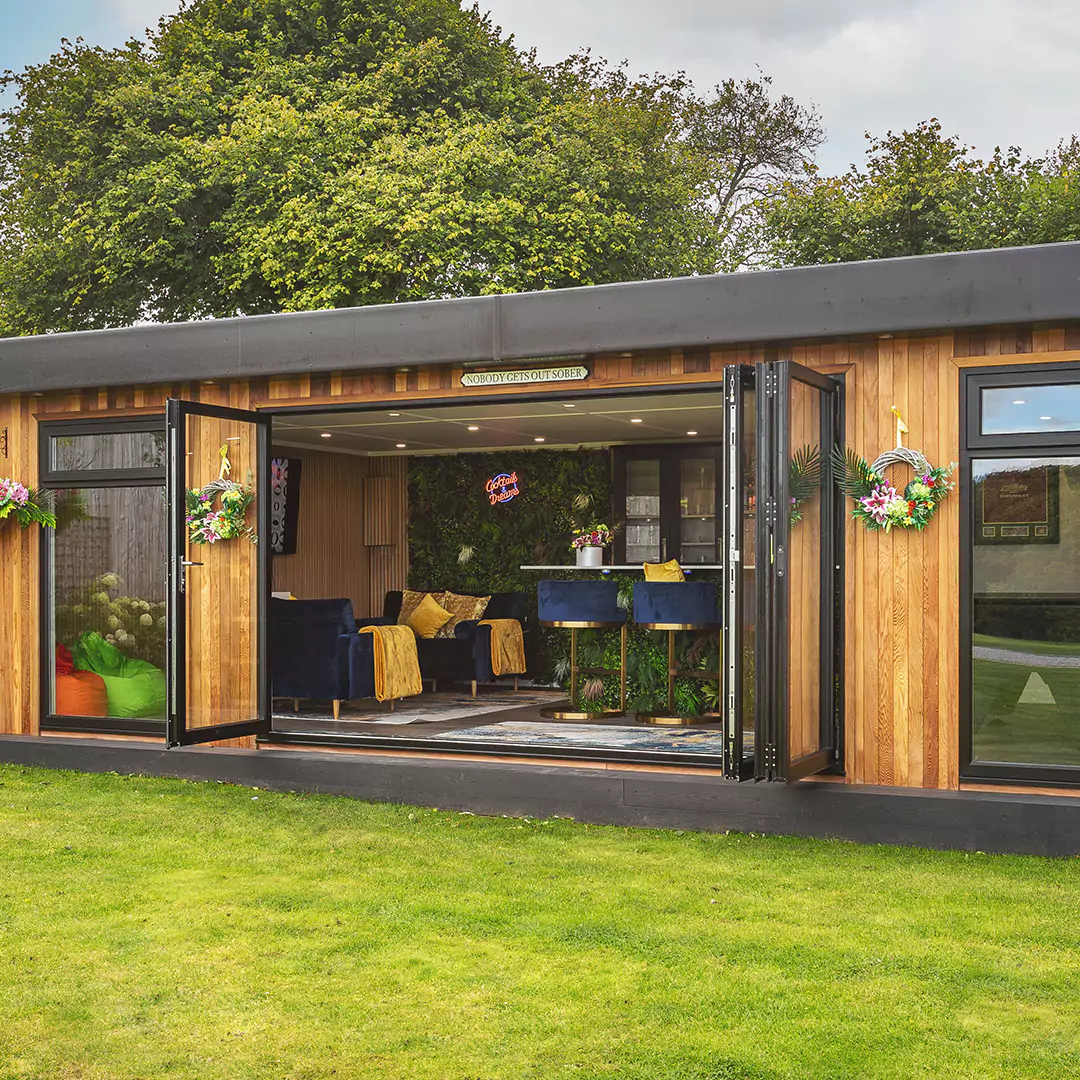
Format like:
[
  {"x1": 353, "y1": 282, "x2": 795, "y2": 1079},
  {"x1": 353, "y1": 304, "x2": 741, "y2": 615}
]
[{"x1": 4, "y1": 242, "x2": 1080, "y2": 854}]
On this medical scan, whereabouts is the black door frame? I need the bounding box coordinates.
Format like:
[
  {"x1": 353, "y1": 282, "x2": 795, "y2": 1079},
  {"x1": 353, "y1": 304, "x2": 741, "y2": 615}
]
[
  {"x1": 166, "y1": 398, "x2": 272, "y2": 747},
  {"x1": 758, "y1": 361, "x2": 845, "y2": 782}
]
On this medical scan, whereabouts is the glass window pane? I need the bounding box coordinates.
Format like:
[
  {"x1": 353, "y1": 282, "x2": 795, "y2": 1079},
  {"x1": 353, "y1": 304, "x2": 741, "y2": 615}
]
[
  {"x1": 625, "y1": 458, "x2": 661, "y2": 563},
  {"x1": 49, "y1": 486, "x2": 167, "y2": 719},
  {"x1": 972, "y1": 457, "x2": 1080, "y2": 766},
  {"x1": 51, "y1": 429, "x2": 166, "y2": 472},
  {"x1": 981, "y1": 385, "x2": 1080, "y2": 435},
  {"x1": 680, "y1": 457, "x2": 715, "y2": 564}
]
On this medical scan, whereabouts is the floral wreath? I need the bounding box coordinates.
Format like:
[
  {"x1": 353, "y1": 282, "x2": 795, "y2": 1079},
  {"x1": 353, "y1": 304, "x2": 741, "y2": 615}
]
[
  {"x1": 186, "y1": 445, "x2": 257, "y2": 545},
  {"x1": 832, "y1": 409, "x2": 954, "y2": 533}
]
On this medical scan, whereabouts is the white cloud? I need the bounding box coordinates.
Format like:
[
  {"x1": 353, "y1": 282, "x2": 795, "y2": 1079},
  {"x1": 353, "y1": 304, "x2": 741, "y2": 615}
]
[{"x1": 481, "y1": 0, "x2": 1080, "y2": 172}]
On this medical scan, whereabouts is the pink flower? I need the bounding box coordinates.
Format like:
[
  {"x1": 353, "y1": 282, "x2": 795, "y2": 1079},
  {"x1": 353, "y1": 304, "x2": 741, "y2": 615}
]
[
  {"x1": 0, "y1": 480, "x2": 10, "y2": 505},
  {"x1": 11, "y1": 484, "x2": 28, "y2": 506},
  {"x1": 860, "y1": 483, "x2": 899, "y2": 526}
]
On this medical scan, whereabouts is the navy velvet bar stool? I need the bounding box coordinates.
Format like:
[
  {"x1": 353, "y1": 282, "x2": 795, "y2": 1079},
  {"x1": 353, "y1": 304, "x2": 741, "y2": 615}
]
[
  {"x1": 537, "y1": 579, "x2": 627, "y2": 719},
  {"x1": 633, "y1": 581, "x2": 721, "y2": 725}
]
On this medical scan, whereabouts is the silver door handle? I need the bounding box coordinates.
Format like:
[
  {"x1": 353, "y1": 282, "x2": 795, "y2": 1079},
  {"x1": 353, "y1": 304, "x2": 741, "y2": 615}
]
[{"x1": 181, "y1": 560, "x2": 203, "y2": 567}]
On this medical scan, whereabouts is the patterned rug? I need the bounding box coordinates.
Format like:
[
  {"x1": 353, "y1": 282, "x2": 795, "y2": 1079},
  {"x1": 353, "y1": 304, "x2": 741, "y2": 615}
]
[
  {"x1": 428, "y1": 720, "x2": 727, "y2": 754},
  {"x1": 273, "y1": 690, "x2": 563, "y2": 725}
]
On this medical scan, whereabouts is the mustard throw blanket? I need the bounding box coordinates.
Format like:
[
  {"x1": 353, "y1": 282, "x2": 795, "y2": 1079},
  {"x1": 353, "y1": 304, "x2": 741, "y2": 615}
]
[
  {"x1": 358, "y1": 625, "x2": 423, "y2": 702},
  {"x1": 478, "y1": 618, "x2": 526, "y2": 677}
]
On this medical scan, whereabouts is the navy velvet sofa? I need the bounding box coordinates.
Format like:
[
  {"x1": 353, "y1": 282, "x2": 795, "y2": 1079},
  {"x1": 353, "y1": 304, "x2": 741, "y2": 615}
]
[
  {"x1": 269, "y1": 597, "x2": 386, "y2": 717},
  {"x1": 381, "y1": 590, "x2": 528, "y2": 694}
]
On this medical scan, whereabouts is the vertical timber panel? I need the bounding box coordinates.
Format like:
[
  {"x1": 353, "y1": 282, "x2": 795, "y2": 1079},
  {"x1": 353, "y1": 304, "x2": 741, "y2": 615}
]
[{"x1": 0, "y1": 395, "x2": 39, "y2": 735}]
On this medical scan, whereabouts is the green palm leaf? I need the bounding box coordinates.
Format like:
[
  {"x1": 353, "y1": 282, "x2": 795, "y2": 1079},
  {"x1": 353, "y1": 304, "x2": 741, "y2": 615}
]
[
  {"x1": 830, "y1": 445, "x2": 878, "y2": 499},
  {"x1": 789, "y1": 444, "x2": 821, "y2": 504}
]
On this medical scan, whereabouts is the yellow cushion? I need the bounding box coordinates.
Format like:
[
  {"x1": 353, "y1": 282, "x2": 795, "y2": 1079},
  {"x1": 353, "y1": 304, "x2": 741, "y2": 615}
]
[
  {"x1": 435, "y1": 592, "x2": 491, "y2": 639},
  {"x1": 407, "y1": 593, "x2": 454, "y2": 638},
  {"x1": 643, "y1": 559, "x2": 685, "y2": 582},
  {"x1": 398, "y1": 588, "x2": 444, "y2": 625}
]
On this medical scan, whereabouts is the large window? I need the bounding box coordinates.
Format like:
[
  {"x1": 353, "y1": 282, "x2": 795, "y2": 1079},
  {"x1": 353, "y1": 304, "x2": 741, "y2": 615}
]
[
  {"x1": 963, "y1": 366, "x2": 1080, "y2": 782},
  {"x1": 40, "y1": 419, "x2": 167, "y2": 733}
]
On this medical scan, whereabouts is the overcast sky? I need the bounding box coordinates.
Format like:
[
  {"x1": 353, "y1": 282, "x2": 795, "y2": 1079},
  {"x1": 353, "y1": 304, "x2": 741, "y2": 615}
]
[{"x1": 2, "y1": 0, "x2": 1078, "y2": 173}]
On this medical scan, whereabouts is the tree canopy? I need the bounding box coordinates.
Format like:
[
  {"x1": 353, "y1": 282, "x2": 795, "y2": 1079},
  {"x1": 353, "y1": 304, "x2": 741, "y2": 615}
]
[
  {"x1": 760, "y1": 120, "x2": 1080, "y2": 266},
  {"x1": 0, "y1": 1, "x2": 689, "y2": 333}
]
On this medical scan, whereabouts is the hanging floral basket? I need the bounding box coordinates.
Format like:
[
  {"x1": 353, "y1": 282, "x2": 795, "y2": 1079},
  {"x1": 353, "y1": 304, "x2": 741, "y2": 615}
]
[{"x1": 0, "y1": 478, "x2": 56, "y2": 530}]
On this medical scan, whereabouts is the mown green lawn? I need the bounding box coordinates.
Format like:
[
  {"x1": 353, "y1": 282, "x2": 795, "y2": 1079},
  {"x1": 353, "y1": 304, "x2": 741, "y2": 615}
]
[{"x1": 1, "y1": 764, "x2": 1079, "y2": 1080}]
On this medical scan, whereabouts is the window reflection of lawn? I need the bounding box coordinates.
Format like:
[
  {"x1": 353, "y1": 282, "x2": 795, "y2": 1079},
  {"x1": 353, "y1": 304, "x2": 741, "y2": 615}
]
[{"x1": 973, "y1": 634, "x2": 1080, "y2": 765}]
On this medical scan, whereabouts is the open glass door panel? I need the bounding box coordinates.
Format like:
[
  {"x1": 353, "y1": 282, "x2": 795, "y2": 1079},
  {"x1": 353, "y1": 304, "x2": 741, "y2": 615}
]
[
  {"x1": 166, "y1": 399, "x2": 271, "y2": 746},
  {"x1": 759, "y1": 361, "x2": 843, "y2": 781},
  {"x1": 721, "y1": 365, "x2": 759, "y2": 779}
]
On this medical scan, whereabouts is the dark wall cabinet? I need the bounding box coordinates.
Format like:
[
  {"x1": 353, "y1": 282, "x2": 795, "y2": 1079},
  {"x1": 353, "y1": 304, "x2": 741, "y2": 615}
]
[{"x1": 612, "y1": 445, "x2": 721, "y2": 565}]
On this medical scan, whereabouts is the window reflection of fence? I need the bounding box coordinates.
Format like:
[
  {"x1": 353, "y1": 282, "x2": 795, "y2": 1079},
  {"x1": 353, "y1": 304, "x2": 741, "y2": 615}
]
[{"x1": 54, "y1": 488, "x2": 166, "y2": 603}]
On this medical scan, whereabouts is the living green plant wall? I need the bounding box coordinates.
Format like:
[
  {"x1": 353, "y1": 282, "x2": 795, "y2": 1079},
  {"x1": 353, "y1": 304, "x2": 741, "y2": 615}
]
[{"x1": 408, "y1": 449, "x2": 612, "y2": 679}]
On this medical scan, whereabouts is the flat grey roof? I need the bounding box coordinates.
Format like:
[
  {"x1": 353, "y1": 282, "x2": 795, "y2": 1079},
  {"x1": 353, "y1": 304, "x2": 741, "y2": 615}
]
[{"x1": 2, "y1": 241, "x2": 1080, "y2": 394}]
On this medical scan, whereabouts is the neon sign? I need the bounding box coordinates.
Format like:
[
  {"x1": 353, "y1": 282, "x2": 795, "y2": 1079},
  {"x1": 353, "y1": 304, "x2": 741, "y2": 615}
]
[{"x1": 485, "y1": 472, "x2": 520, "y2": 505}]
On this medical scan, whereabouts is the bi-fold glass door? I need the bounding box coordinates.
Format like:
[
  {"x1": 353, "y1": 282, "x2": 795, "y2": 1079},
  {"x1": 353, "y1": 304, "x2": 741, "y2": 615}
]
[
  {"x1": 722, "y1": 362, "x2": 843, "y2": 781},
  {"x1": 165, "y1": 399, "x2": 271, "y2": 746}
]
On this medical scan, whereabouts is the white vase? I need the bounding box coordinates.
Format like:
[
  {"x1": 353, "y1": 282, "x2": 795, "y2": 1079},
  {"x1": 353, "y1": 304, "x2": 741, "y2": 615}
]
[{"x1": 576, "y1": 545, "x2": 603, "y2": 568}]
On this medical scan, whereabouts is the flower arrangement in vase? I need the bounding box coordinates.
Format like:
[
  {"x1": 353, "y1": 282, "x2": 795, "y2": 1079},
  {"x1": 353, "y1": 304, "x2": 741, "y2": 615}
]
[
  {"x1": 570, "y1": 524, "x2": 614, "y2": 567},
  {"x1": 0, "y1": 478, "x2": 55, "y2": 530}
]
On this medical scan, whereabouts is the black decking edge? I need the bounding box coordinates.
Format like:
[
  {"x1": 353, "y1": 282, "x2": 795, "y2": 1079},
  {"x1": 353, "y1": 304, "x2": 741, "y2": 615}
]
[{"x1": 1, "y1": 735, "x2": 1077, "y2": 857}]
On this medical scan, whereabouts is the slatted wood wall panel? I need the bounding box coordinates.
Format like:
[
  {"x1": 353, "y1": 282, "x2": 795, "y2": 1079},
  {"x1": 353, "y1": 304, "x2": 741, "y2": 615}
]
[
  {"x1": 269, "y1": 448, "x2": 408, "y2": 617},
  {"x1": 362, "y1": 457, "x2": 409, "y2": 619},
  {"x1": 270, "y1": 447, "x2": 369, "y2": 611},
  {"x1": 5, "y1": 324, "x2": 1080, "y2": 784},
  {"x1": 0, "y1": 395, "x2": 38, "y2": 734}
]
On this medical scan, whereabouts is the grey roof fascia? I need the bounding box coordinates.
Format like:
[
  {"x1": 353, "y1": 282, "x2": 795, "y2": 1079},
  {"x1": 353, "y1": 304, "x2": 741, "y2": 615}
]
[{"x1": 2, "y1": 241, "x2": 1080, "y2": 395}]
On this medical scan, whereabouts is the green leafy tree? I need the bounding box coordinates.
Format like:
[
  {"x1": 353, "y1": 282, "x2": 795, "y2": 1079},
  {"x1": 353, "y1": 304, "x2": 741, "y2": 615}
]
[
  {"x1": 760, "y1": 119, "x2": 1080, "y2": 266},
  {"x1": 683, "y1": 74, "x2": 823, "y2": 270},
  {"x1": 0, "y1": 0, "x2": 723, "y2": 334}
]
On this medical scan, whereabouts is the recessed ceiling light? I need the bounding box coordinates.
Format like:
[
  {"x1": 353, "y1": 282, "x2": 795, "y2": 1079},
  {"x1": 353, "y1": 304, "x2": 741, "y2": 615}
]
[
  {"x1": 320, "y1": 432, "x2": 332, "y2": 439},
  {"x1": 630, "y1": 418, "x2": 643, "y2": 424},
  {"x1": 1012, "y1": 400, "x2": 1026, "y2": 405},
  {"x1": 388, "y1": 412, "x2": 401, "y2": 417},
  {"x1": 563, "y1": 404, "x2": 575, "y2": 409},
  {"x1": 395, "y1": 442, "x2": 407, "y2": 449},
  {"x1": 687, "y1": 430, "x2": 698, "y2": 436},
  {"x1": 534, "y1": 437, "x2": 545, "y2": 443},
  {"x1": 467, "y1": 425, "x2": 480, "y2": 432}
]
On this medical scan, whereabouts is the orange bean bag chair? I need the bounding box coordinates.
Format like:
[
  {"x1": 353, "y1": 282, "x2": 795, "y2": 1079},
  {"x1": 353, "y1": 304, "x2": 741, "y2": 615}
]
[{"x1": 55, "y1": 645, "x2": 108, "y2": 718}]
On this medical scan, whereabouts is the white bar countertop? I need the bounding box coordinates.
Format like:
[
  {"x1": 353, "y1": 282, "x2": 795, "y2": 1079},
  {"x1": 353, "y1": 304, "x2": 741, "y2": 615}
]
[{"x1": 519, "y1": 565, "x2": 723, "y2": 572}]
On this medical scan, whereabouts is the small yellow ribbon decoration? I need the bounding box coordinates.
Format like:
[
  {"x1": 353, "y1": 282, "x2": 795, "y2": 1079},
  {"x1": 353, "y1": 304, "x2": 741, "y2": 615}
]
[
  {"x1": 217, "y1": 443, "x2": 232, "y2": 481},
  {"x1": 891, "y1": 405, "x2": 909, "y2": 449}
]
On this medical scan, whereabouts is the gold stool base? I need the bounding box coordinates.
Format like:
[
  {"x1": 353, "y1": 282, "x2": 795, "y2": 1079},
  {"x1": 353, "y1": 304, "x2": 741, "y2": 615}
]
[
  {"x1": 540, "y1": 707, "x2": 626, "y2": 721},
  {"x1": 636, "y1": 712, "x2": 702, "y2": 726}
]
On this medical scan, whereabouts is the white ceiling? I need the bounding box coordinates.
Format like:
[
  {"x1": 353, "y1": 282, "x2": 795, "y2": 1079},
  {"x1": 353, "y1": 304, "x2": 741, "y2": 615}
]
[{"x1": 273, "y1": 391, "x2": 723, "y2": 455}]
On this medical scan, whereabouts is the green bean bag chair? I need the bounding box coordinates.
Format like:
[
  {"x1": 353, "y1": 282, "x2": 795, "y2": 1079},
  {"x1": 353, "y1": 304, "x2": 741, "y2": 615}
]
[{"x1": 71, "y1": 632, "x2": 167, "y2": 719}]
